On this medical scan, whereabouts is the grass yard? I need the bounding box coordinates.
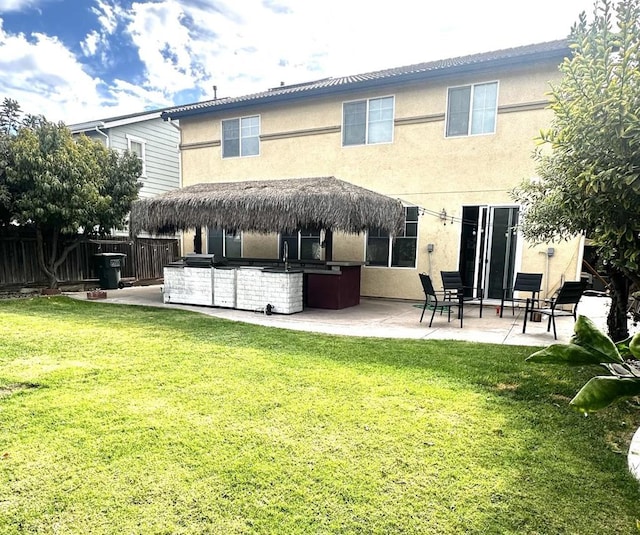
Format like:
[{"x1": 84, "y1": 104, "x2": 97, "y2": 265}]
[{"x1": 0, "y1": 296, "x2": 639, "y2": 534}]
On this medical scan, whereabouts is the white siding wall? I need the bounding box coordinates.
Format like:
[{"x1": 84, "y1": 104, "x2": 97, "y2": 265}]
[{"x1": 108, "y1": 119, "x2": 180, "y2": 199}]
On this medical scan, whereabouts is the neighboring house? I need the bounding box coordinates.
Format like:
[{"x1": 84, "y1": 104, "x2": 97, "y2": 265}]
[
  {"x1": 68, "y1": 109, "x2": 181, "y2": 203},
  {"x1": 160, "y1": 40, "x2": 583, "y2": 303}
]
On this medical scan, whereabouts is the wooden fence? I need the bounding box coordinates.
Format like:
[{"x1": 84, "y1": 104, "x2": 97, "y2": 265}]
[{"x1": 0, "y1": 230, "x2": 179, "y2": 287}]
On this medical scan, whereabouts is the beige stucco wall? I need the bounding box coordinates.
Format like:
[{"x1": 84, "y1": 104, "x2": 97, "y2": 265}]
[{"x1": 176, "y1": 57, "x2": 582, "y2": 302}]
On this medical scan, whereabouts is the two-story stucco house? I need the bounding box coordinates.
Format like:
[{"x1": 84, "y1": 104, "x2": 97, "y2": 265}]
[
  {"x1": 159, "y1": 39, "x2": 583, "y2": 303},
  {"x1": 68, "y1": 108, "x2": 181, "y2": 202}
]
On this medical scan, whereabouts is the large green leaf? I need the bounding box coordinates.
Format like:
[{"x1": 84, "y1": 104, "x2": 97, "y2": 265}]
[
  {"x1": 615, "y1": 335, "x2": 634, "y2": 358},
  {"x1": 569, "y1": 315, "x2": 623, "y2": 363},
  {"x1": 569, "y1": 376, "x2": 640, "y2": 414},
  {"x1": 526, "y1": 343, "x2": 605, "y2": 365}
]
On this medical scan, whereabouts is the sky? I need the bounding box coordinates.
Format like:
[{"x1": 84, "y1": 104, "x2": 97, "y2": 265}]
[{"x1": 0, "y1": 0, "x2": 601, "y2": 125}]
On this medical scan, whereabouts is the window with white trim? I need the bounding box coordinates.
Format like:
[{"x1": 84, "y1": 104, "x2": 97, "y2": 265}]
[
  {"x1": 222, "y1": 116, "x2": 260, "y2": 158},
  {"x1": 343, "y1": 96, "x2": 394, "y2": 146},
  {"x1": 126, "y1": 135, "x2": 146, "y2": 176},
  {"x1": 207, "y1": 228, "x2": 242, "y2": 258},
  {"x1": 446, "y1": 82, "x2": 498, "y2": 137},
  {"x1": 366, "y1": 207, "x2": 418, "y2": 267},
  {"x1": 280, "y1": 229, "x2": 322, "y2": 260}
]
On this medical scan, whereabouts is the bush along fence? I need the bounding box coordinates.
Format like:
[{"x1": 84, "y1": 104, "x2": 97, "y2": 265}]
[{"x1": 0, "y1": 228, "x2": 179, "y2": 288}]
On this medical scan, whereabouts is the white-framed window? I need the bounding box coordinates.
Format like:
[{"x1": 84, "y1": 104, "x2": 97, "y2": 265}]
[
  {"x1": 366, "y1": 206, "x2": 418, "y2": 268},
  {"x1": 222, "y1": 116, "x2": 260, "y2": 158},
  {"x1": 342, "y1": 96, "x2": 394, "y2": 146},
  {"x1": 445, "y1": 81, "x2": 498, "y2": 137},
  {"x1": 280, "y1": 229, "x2": 322, "y2": 261},
  {"x1": 126, "y1": 134, "x2": 146, "y2": 176},
  {"x1": 207, "y1": 228, "x2": 242, "y2": 258}
]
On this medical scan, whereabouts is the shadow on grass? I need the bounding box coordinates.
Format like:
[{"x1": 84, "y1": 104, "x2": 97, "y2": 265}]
[{"x1": 0, "y1": 380, "x2": 40, "y2": 399}]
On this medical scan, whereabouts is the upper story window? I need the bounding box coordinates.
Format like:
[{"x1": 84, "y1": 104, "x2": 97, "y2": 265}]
[
  {"x1": 343, "y1": 96, "x2": 394, "y2": 146},
  {"x1": 366, "y1": 206, "x2": 418, "y2": 268},
  {"x1": 207, "y1": 228, "x2": 242, "y2": 258},
  {"x1": 126, "y1": 135, "x2": 146, "y2": 176},
  {"x1": 446, "y1": 82, "x2": 498, "y2": 137},
  {"x1": 222, "y1": 116, "x2": 260, "y2": 158}
]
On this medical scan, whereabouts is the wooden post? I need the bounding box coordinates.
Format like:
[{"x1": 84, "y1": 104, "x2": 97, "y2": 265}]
[
  {"x1": 194, "y1": 227, "x2": 202, "y2": 254},
  {"x1": 324, "y1": 229, "x2": 333, "y2": 261}
]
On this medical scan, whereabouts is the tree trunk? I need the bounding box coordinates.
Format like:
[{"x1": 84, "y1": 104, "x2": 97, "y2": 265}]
[
  {"x1": 35, "y1": 227, "x2": 58, "y2": 288},
  {"x1": 606, "y1": 268, "x2": 629, "y2": 342},
  {"x1": 35, "y1": 226, "x2": 83, "y2": 289}
]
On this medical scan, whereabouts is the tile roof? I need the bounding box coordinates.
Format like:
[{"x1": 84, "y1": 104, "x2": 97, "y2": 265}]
[{"x1": 162, "y1": 39, "x2": 569, "y2": 120}]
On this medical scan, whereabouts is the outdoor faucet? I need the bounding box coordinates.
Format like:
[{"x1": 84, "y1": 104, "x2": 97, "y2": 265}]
[{"x1": 283, "y1": 241, "x2": 289, "y2": 271}]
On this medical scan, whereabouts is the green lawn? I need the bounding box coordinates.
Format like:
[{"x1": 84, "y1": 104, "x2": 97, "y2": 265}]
[{"x1": 0, "y1": 296, "x2": 639, "y2": 534}]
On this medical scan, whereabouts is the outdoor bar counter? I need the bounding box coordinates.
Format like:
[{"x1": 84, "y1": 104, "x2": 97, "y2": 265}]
[
  {"x1": 304, "y1": 261, "x2": 362, "y2": 309},
  {"x1": 162, "y1": 255, "x2": 363, "y2": 314}
]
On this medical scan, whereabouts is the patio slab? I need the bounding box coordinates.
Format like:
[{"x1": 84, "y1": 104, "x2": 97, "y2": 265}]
[{"x1": 63, "y1": 284, "x2": 629, "y2": 346}]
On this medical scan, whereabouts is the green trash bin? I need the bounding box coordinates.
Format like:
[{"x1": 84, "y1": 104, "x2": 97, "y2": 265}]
[{"x1": 94, "y1": 253, "x2": 127, "y2": 289}]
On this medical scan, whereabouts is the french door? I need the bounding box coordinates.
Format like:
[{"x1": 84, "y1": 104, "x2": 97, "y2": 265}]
[{"x1": 459, "y1": 206, "x2": 519, "y2": 300}]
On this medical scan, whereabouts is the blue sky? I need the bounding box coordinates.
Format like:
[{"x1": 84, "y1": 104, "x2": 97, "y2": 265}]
[{"x1": 0, "y1": 0, "x2": 599, "y2": 124}]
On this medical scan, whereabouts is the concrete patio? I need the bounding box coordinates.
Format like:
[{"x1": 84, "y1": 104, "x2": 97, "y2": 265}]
[{"x1": 64, "y1": 284, "x2": 625, "y2": 346}]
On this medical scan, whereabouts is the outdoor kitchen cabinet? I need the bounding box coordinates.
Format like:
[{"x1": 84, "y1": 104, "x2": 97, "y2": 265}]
[
  {"x1": 163, "y1": 265, "x2": 213, "y2": 306},
  {"x1": 305, "y1": 262, "x2": 362, "y2": 310}
]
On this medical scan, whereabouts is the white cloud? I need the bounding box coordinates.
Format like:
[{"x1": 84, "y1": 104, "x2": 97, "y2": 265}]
[
  {"x1": 125, "y1": 1, "x2": 202, "y2": 95},
  {"x1": 121, "y1": 0, "x2": 342, "y2": 100},
  {"x1": 0, "y1": 19, "x2": 170, "y2": 123},
  {"x1": 91, "y1": 0, "x2": 120, "y2": 35},
  {"x1": 81, "y1": 30, "x2": 100, "y2": 56},
  {"x1": 119, "y1": 0, "x2": 597, "y2": 104},
  {"x1": 0, "y1": 0, "x2": 602, "y2": 125},
  {"x1": 0, "y1": 0, "x2": 38, "y2": 11}
]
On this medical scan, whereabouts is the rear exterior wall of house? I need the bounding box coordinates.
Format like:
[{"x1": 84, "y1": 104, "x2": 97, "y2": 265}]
[{"x1": 176, "y1": 56, "x2": 582, "y2": 302}]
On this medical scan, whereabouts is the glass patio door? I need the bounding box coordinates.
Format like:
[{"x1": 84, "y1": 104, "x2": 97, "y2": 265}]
[{"x1": 459, "y1": 206, "x2": 519, "y2": 300}]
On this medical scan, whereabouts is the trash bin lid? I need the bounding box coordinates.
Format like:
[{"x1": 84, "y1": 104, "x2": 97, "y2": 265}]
[{"x1": 93, "y1": 252, "x2": 127, "y2": 258}]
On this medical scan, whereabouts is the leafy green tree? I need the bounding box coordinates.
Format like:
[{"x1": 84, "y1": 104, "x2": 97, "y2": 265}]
[
  {"x1": 0, "y1": 97, "x2": 21, "y2": 135},
  {"x1": 0, "y1": 103, "x2": 142, "y2": 288},
  {"x1": 513, "y1": 0, "x2": 640, "y2": 341}
]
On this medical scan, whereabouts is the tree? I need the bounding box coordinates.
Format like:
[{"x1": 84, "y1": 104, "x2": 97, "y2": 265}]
[
  {"x1": 512, "y1": 0, "x2": 640, "y2": 341},
  {"x1": 0, "y1": 102, "x2": 142, "y2": 288},
  {"x1": 0, "y1": 97, "x2": 22, "y2": 135}
]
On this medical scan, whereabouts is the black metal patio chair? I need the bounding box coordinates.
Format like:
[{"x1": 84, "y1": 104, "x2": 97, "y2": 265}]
[
  {"x1": 522, "y1": 280, "x2": 586, "y2": 339},
  {"x1": 440, "y1": 270, "x2": 484, "y2": 326},
  {"x1": 500, "y1": 272, "x2": 543, "y2": 318},
  {"x1": 419, "y1": 273, "x2": 462, "y2": 327}
]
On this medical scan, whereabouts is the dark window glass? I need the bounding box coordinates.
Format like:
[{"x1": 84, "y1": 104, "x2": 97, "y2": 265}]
[
  {"x1": 280, "y1": 234, "x2": 299, "y2": 261},
  {"x1": 446, "y1": 86, "x2": 471, "y2": 137},
  {"x1": 207, "y1": 227, "x2": 224, "y2": 257},
  {"x1": 366, "y1": 228, "x2": 390, "y2": 266},
  {"x1": 208, "y1": 228, "x2": 241, "y2": 257},
  {"x1": 222, "y1": 119, "x2": 240, "y2": 158},
  {"x1": 300, "y1": 229, "x2": 321, "y2": 260},
  {"x1": 225, "y1": 231, "x2": 241, "y2": 257},
  {"x1": 343, "y1": 101, "x2": 367, "y2": 146},
  {"x1": 366, "y1": 207, "x2": 418, "y2": 267}
]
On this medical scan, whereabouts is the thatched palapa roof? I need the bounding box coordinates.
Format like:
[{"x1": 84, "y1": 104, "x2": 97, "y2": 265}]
[{"x1": 130, "y1": 177, "x2": 405, "y2": 235}]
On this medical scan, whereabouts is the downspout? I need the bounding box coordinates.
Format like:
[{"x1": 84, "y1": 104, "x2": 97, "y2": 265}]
[
  {"x1": 166, "y1": 117, "x2": 185, "y2": 255},
  {"x1": 94, "y1": 124, "x2": 109, "y2": 147},
  {"x1": 167, "y1": 118, "x2": 183, "y2": 188}
]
